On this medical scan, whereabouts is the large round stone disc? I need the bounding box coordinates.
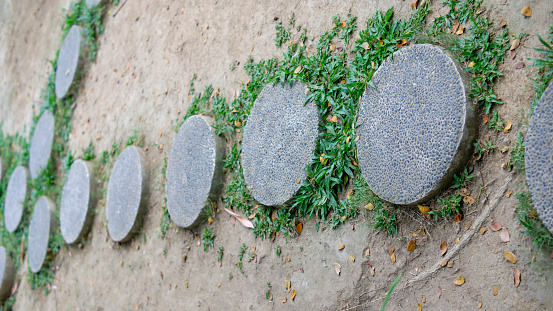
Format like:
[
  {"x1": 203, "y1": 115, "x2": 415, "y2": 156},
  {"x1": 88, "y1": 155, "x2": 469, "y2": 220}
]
[
  {"x1": 242, "y1": 82, "x2": 319, "y2": 206},
  {"x1": 28, "y1": 196, "x2": 56, "y2": 273},
  {"x1": 4, "y1": 166, "x2": 28, "y2": 233},
  {"x1": 55, "y1": 25, "x2": 82, "y2": 99},
  {"x1": 166, "y1": 116, "x2": 224, "y2": 228},
  {"x1": 60, "y1": 159, "x2": 94, "y2": 244},
  {"x1": 106, "y1": 146, "x2": 148, "y2": 242},
  {"x1": 0, "y1": 246, "x2": 15, "y2": 301},
  {"x1": 29, "y1": 110, "x2": 55, "y2": 179},
  {"x1": 526, "y1": 82, "x2": 553, "y2": 233},
  {"x1": 357, "y1": 44, "x2": 477, "y2": 205}
]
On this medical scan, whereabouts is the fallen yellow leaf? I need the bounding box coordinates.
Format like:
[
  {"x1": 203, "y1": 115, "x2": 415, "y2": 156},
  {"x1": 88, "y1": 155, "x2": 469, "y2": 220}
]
[
  {"x1": 418, "y1": 205, "x2": 430, "y2": 217},
  {"x1": 521, "y1": 6, "x2": 532, "y2": 17},
  {"x1": 464, "y1": 221, "x2": 472, "y2": 230},
  {"x1": 493, "y1": 286, "x2": 498, "y2": 296},
  {"x1": 339, "y1": 244, "x2": 345, "y2": 250},
  {"x1": 364, "y1": 248, "x2": 370, "y2": 257},
  {"x1": 455, "y1": 237, "x2": 460, "y2": 244},
  {"x1": 453, "y1": 276, "x2": 465, "y2": 286},
  {"x1": 281, "y1": 297, "x2": 287, "y2": 303},
  {"x1": 504, "y1": 252, "x2": 518, "y2": 264},
  {"x1": 291, "y1": 290, "x2": 296, "y2": 301},
  {"x1": 505, "y1": 190, "x2": 513, "y2": 198},
  {"x1": 440, "y1": 241, "x2": 447, "y2": 257},
  {"x1": 391, "y1": 253, "x2": 396, "y2": 263},
  {"x1": 513, "y1": 268, "x2": 521, "y2": 287},
  {"x1": 330, "y1": 43, "x2": 336, "y2": 51},
  {"x1": 350, "y1": 256, "x2": 355, "y2": 262},
  {"x1": 234, "y1": 120, "x2": 242, "y2": 127},
  {"x1": 421, "y1": 295, "x2": 426, "y2": 303},
  {"x1": 463, "y1": 196, "x2": 476, "y2": 205},
  {"x1": 364, "y1": 203, "x2": 374, "y2": 210},
  {"x1": 440, "y1": 259, "x2": 448, "y2": 267},
  {"x1": 504, "y1": 120, "x2": 512, "y2": 133},
  {"x1": 418, "y1": 303, "x2": 422, "y2": 311},
  {"x1": 468, "y1": 61, "x2": 476, "y2": 68},
  {"x1": 510, "y1": 39, "x2": 520, "y2": 51},
  {"x1": 479, "y1": 227, "x2": 488, "y2": 235},
  {"x1": 208, "y1": 217, "x2": 214, "y2": 224},
  {"x1": 407, "y1": 240, "x2": 416, "y2": 252},
  {"x1": 456, "y1": 27, "x2": 465, "y2": 35},
  {"x1": 295, "y1": 221, "x2": 303, "y2": 234},
  {"x1": 294, "y1": 66, "x2": 302, "y2": 74}
]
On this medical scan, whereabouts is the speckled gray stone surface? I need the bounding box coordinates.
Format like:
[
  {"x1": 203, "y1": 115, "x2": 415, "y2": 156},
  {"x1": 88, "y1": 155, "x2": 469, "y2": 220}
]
[
  {"x1": 106, "y1": 146, "x2": 148, "y2": 242},
  {"x1": 28, "y1": 196, "x2": 56, "y2": 273},
  {"x1": 357, "y1": 44, "x2": 477, "y2": 205},
  {"x1": 60, "y1": 160, "x2": 94, "y2": 244},
  {"x1": 4, "y1": 166, "x2": 28, "y2": 233},
  {"x1": 29, "y1": 110, "x2": 55, "y2": 179},
  {"x1": 55, "y1": 25, "x2": 82, "y2": 99},
  {"x1": 0, "y1": 246, "x2": 15, "y2": 301},
  {"x1": 242, "y1": 82, "x2": 319, "y2": 206},
  {"x1": 166, "y1": 116, "x2": 224, "y2": 228},
  {"x1": 526, "y1": 82, "x2": 553, "y2": 233}
]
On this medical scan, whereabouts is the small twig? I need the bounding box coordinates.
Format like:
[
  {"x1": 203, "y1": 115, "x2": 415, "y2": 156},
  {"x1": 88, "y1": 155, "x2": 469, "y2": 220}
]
[{"x1": 112, "y1": 0, "x2": 128, "y2": 17}]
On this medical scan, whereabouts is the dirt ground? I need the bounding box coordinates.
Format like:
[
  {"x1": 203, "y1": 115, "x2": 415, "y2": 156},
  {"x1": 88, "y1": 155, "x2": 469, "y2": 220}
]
[{"x1": 1, "y1": 0, "x2": 553, "y2": 310}]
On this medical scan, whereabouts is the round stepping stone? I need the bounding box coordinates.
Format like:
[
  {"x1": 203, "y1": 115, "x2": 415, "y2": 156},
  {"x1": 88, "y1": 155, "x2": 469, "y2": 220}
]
[
  {"x1": 29, "y1": 110, "x2": 55, "y2": 179},
  {"x1": 242, "y1": 82, "x2": 319, "y2": 206},
  {"x1": 106, "y1": 146, "x2": 148, "y2": 242},
  {"x1": 55, "y1": 25, "x2": 83, "y2": 99},
  {"x1": 526, "y1": 82, "x2": 553, "y2": 233},
  {"x1": 357, "y1": 44, "x2": 477, "y2": 205},
  {"x1": 166, "y1": 116, "x2": 224, "y2": 228},
  {"x1": 28, "y1": 196, "x2": 57, "y2": 273},
  {"x1": 0, "y1": 246, "x2": 15, "y2": 301},
  {"x1": 4, "y1": 166, "x2": 29, "y2": 233},
  {"x1": 60, "y1": 160, "x2": 95, "y2": 244}
]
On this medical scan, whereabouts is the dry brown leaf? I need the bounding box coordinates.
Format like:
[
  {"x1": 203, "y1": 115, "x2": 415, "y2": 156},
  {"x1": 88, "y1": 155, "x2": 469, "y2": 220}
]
[
  {"x1": 281, "y1": 297, "x2": 287, "y2": 303},
  {"x1": 339, "y1": 244, "x2": 345, "y2": 250},
  {"x1": 456, "y1": 27, "x2": 465, "y2": 35},
  {"x1": 521, "y1": 6, "x2": 532, "y2": 17},
  {"x1": 294, "y1": 66, "x2": 302, "y2": 74},
  {"x1": 451, "y1": 21, "x2": 460, "y2": 34},
  {"x1": 490, "y1": 222, "x2": 502, "y2": 232},
  {"x1": 505, "y1": 190, "x2": 513, "y2": 198},
  {"x1": 418, "y1": 205, "x2": 430, "y2": 217},
  {"x1": 437, "y1": 286, "x2": 442, "y2": 299},
  {"x1": 453, "y1": 275, "x2": 465, "y2": 286},
  {"x1": 478, "y1": 302, "x2": 483, "y2": 309},
  {"x1": 388, "y1": 247, "x2": 395, "y2": 256},
  {"x1": 513, "y1": 268, "x2": 521, "y2": 287},
  {"x1": 248, "y1": 212, "x2": 256, "y2": 220},
  {"x1": 285, "y1": 280, "x2": 291, "y2": 291},
  {"x1": 333, "y1": 262, "x2": 341, "y2": 275},
  {"x1": 407, "y1": 240, "x2": 416, "y2": 252},
  {"x1": 286, "y1": 257, "x2": 290, "y2": 262},
  {"x1": 463, "y1": 196, "x2": 476, "y2": 205},
  {"x1": 454, "y1": 214, "x2": 463, "y2": 222},
  {"x1": 391, "y1": 253, "x2": 396, "y2": 263},
  {"x1": 493, "y1": 286, "x2": 498, "y2": 296},
  {"x1": 483, "y1": 114, "x2": 490, "y2": 123},
  {"x1": 20, "y1": 238, "x2": 25, "y2": 264},
  {"x1": 504, "y1": 120, "x2": 513, "y2": 133},
  {"x1": 370, "y1": 267, "x2": 375, "y2": 276},
  {"x1": 440, "y1": 241, "x2": 448, "y2": 257},
  {"x1": 515, "y1": 62, "x2": 525, "y2": 69},
  {"x1": 291, "y1": 290, "x2": 296, "y2": 301},
  {"x1": 364, "y1": 203, "x2": 374, "y2": 210},
  {"x1": 223, "y1": 208, "x2": 254, "y2": 228},
  {"x1": 440, "y1": 259, "x2": 448, "y2": 267},
  {"x1": 510, "y1": 50, "x2": 517, "y2": 59},
  {"x1": 330, "y1": 43, "x2": 336, "y2": 51},
  {"x1": 500, "y1": 18, "x2": 507, "y2": 27},
  {"x1": 447, "y1": 260, "x2": 454, "y2": 268},
  {"x1": 459, "y1": 188, "x2": 471, "y2": 196},
  {"x1": 464, "y1": 221, "x2": 472, "y2": 230},
  {"x1": 500, "y1": 228, "x2": 510, "y2": 242},
  {"x1": 350, "y1": 256, "x2": 355, "y2": 262},
  {"x1": 411, "y1": 0, "x2": 419, "y2": 9},
  {"x1": 501, "y1": 146, "x2": 510, "y2": 153},
  {"x1": 295, "y1": 221, "x2": 303, "y2": 234},
  {"x1": 455, "y1": 237, "x2": 460, "y2": 244},
  {"x1": 479, "y1": 227, "x2": 488, "y2": 235},
  {"x1": 504, "y1": 252, "x2": 518, "y2": 264},
  {"x1": 510, "y1": 39, "x2": 520, "y2": 51},
  {"x1": 234, "y1": 120, "x2": 242, "y2": 127}
]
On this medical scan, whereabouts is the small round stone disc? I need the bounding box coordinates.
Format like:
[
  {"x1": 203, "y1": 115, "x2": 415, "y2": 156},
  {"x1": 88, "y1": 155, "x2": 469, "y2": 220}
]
[
  {"x1": 106, "y1": 146, "x2": 148, "y2": 242},
  {"x1": 526, "y1": 82, "x2": 553, "y2": 233},
  {"x1": 29, "y1": 110, "x2": 55, "y2": 179},
  {"x1": 4, "y1": 166, "x2": 29, "y2": 233},
  {"x1": 0, "y1": 246, "x2": 15, "y2": 301},
  {"x1": 357, "y1": 44, "x2": 477, "y2": 205},
  {"x1": 28, "y1": 196, "x2": 56, "y2": 273},
  {"x1": 60, "y1": 159, "x2": 94, "y2": 244},
  {"x1": 242, "y1": 82, "x2": 319, "y2": 206},
  {"x1": 166, "y1": 116, "x2": 224, "y2": 228},
  {"x1": 55, "y1": 25, "x2": 82, "y2": 99},
  {"x1": 85, "y1": 0, "x2": 105, "y2": 8}
]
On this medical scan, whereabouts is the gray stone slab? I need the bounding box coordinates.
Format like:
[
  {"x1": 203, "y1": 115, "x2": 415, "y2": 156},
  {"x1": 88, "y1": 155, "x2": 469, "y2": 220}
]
[
  {"x1": 85, "y1": 0, "x2": 106, "y2": 8},
  {"x1": 106, "y1": 146, "x2": 148, "y2": 242},
  {"x1": 242, "y1": 82, "x2": 319, "y2": 206},
  {"x1": 357, "y1": 44, "x2": 477, "y2": 205},
  {"x1": 60, "y1": 159, "x2": 95, "y2": 244},
  {"x1": 166, "y1": 116, "x2": 224, "y2": 228},
  {"x1": 526, "y1": 82, "x2": 553, "y2": 233},
  {"x1": 55, "y1": 25, "x2": 83, "y2": 99},
  {"x1": 29, "y1": 110, "x2": 55, "y2": 179},
  {"x1": 0, "y1": 246, "x2": 15, "y2": 301},
  {"x1": 28, "y1": 196, "x2": 56, "y2": 273},
  {"x1": 4, "y1": 166, "x2": 28, "y2": 233}
]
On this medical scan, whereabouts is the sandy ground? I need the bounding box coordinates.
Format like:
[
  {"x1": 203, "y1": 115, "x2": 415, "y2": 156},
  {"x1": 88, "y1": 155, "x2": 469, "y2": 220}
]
[{"x1": 1, "y1": 0, "x2": 553, "y2": 310}]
